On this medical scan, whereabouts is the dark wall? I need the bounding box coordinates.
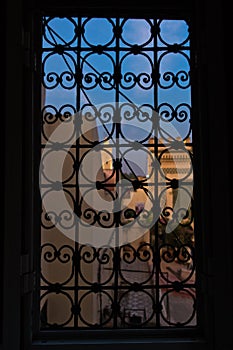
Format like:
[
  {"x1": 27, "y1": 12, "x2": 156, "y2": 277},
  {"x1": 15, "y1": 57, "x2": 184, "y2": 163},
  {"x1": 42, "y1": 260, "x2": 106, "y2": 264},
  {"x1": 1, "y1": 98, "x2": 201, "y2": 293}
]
[{"x1": 2, "y1": 1, "x2": 232, "y2": 349}]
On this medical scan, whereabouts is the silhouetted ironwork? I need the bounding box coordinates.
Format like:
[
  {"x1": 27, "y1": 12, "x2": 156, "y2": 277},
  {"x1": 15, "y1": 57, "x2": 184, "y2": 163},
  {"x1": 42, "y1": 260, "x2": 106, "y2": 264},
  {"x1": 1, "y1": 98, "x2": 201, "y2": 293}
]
[{"x1": 40, "y1": 16, "x2": 196, "y2": 330}]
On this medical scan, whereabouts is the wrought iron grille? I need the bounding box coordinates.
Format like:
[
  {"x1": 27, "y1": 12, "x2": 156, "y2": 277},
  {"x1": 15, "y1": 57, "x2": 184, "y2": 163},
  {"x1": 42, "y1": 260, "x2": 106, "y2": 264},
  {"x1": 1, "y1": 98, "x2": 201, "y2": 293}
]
[{"x1": 40, "y1": 16, "x2": 196, "y2": 330}]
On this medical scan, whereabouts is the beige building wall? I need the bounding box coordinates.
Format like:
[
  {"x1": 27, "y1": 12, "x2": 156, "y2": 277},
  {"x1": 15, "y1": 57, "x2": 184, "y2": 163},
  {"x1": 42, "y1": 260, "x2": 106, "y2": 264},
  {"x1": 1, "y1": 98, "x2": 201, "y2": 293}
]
[
  {"x1": 40, "y1": 107, "x2": 194, "y2": 326},
  {"x1": 41, "y1": 113, "x2": 108, "y2": 327}
]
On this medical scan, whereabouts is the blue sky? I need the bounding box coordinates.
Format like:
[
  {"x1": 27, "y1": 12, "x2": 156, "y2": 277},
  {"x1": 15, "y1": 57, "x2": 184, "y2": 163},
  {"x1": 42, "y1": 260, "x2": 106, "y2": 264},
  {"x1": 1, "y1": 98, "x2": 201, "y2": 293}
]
[
  {"x1": 42, "y1": 17, "x2": 192, "y2": 173},
  {"x1": 42, "y1": 17, "x2": 191, "y2": 108}
]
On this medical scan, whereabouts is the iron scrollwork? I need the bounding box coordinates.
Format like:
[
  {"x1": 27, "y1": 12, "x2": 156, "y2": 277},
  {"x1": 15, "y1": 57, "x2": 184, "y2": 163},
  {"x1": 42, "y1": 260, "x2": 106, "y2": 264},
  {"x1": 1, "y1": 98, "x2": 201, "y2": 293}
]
[{"x1": 40, "y1": 16, "x2": 196, "y2": 330}]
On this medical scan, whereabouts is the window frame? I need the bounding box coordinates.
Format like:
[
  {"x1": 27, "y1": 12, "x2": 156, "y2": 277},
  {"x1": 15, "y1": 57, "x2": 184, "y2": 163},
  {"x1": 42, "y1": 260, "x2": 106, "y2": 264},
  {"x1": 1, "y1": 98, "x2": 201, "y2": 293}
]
[{"x1": 32, "y1": 2, "x2": 206, "y2": 347}]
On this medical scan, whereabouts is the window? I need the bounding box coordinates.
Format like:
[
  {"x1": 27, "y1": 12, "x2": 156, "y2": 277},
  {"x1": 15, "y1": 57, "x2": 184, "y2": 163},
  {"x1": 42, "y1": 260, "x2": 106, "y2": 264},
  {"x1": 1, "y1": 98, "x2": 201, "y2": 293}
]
[{"x1": 39, "y1": 13, "x2": 196, "y2": 333}]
